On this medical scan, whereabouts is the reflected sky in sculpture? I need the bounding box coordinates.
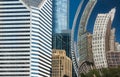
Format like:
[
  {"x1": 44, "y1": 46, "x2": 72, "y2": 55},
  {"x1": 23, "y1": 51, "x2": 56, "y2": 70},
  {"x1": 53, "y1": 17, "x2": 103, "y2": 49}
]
[
  {"x1": 70, "y1": 0, "x2": 120, "y2": 42},
  {"x1": 69, "y1": 0, "x2": 81, "y2": 29}
]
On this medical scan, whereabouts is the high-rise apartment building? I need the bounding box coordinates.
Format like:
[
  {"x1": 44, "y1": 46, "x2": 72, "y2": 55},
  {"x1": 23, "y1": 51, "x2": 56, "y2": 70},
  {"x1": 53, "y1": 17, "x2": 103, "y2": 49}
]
[
  {"x1": 53, "y1": 0, "x2": 69, "y2": 33},
  {"x1": 52, "y1": 49, "x2": 72, "y2": 77},
  {"x1": 106, "y1": 28, "x2": 120, "y2": 68},
  {"x1": 107, "y1": 52, "x2": 120, "y2": 68},
  {"x1": 92, "y1": 8, "x2": 116, "y2": 69},
  {"x1": 107, "y1": 37, "x2": 120, "y2": 68},
  {"x1": 0, "y1": 0, "x2": 52, "y2": 77}
]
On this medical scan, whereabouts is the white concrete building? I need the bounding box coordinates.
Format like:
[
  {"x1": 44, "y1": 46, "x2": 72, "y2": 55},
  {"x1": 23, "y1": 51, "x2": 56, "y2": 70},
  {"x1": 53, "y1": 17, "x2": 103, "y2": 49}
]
[
  {"x1": 92, "y1": 8, "x2": 116, "y2": 69},
  {"x1": 109, "y1": 28, "x2": 115, "y2": 51},
  {"x1": 0, "y1": 0, "x2": 52, "y2": 77}
]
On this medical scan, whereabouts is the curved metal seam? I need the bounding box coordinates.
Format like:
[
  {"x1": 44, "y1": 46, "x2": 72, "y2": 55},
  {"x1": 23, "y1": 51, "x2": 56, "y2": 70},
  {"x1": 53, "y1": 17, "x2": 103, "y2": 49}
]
[
  {"x1": 71, "y1": 0, "x2": 97, "y2": 76},
  {"x1": 71, "y1": 0, "x2": 84, "y2": 76}
]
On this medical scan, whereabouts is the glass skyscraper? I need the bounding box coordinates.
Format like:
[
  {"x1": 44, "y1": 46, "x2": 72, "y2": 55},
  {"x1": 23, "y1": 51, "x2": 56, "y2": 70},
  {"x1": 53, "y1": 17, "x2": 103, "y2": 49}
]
[
  {"x1": 52, "y1": 30, "x2": 71, "y2": 57},
  {"x1": 0, "y1": 0, "x2": 52, "y2": 77},
  {"x1": 53, "y1": 0, "x2": 69, "y2": 33}
]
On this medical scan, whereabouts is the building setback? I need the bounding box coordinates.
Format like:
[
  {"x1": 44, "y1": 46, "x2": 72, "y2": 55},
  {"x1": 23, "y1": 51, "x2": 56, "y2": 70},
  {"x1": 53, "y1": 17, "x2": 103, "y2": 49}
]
[
  {"x1": 52, "y1": 49, "x2": 72, "y2": 77},
  {"x1": 0, "y1": 0, "x2": 52, "y2": 77},
  {"x1": 92, "y1": 8, "x2": 116, "y2": 69}
]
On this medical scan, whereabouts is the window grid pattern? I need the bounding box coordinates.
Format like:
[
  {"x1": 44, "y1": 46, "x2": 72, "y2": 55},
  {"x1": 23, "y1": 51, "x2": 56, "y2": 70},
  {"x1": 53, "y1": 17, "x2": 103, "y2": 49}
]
[
  {"x1": 31, "y1": 0, "x2": 52, "y2": 77},
  {"x1": 0, "y1": 0, "x2": 31, "y2": 77}
]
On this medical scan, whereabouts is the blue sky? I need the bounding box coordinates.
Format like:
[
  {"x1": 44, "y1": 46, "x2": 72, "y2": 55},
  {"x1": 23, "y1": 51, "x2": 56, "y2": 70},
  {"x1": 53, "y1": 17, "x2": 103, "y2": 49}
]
[{"x1": 70, "y1": 0, "x2": 120, "y2": 42}]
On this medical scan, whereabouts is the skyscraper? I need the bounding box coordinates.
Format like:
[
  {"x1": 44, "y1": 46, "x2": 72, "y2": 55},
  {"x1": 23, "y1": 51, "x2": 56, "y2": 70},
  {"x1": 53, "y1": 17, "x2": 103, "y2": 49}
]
[
  {"x1": 52, "y1": 49, "x2": 72, "y2": 77},
  {"x1": 52, "y1": 30, "x2": 76, "y2": 77},
  {"x1": 71, "y1": 0, "x2": 97, "y2": 76},
  {"x1": 92, "y1": 8, "x2": 116, "y2": 69},
  {"x1": 0, "y1": 0, "x2": 52, "y2": 77},
  {"x1": 52, "y1": 30, "x2": 71, "y2": 57},
  {"x1": 106, "y1": 28, "x2": 120, "y2": 68},
  {"x1": 109, "y1": 28, "x2": 116, "y2": 51},
  {"x1": 87, "y1": 33, "x2": 93, "y2": 63},
  {"x1": 77, "y1": 32, "x2": 94, "y2": 75},
  {"x1": 52, "y1": 0, "x2": 69, "y2": 33},
  {"x1": 52, "y1": 0, "x2": 75, "y2": 76},
  {"x1": 107, "y1": 52, "x2": 120, "y2": 68}
]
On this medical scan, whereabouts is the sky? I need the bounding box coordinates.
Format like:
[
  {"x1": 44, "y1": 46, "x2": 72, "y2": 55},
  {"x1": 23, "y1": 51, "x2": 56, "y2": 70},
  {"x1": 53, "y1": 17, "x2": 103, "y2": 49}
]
[{"x1": 70, "y1": 0, "x2": 120, "y2": 43}]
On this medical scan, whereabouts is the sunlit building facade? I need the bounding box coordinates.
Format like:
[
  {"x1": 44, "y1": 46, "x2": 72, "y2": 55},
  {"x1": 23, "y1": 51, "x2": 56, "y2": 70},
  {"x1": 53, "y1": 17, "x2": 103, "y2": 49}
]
[
  {"x1": 52, "y1": 49, "x2": 72, "y2": 77},
  {"x1": 92, "y1": 8, "x2": 116, "y2": 69},
  {"x1": 107, "y1": 52, "x2": 120, "y2": 68},
  {"x1": 107, "y1": 28, "x2": 120, "y2": 68},
  {"x1": 0, "y1": 0, "x2": 52, "y2": 77},
  {"x1": 109, "y1": 28, "x2": 116, "y2": 51}
]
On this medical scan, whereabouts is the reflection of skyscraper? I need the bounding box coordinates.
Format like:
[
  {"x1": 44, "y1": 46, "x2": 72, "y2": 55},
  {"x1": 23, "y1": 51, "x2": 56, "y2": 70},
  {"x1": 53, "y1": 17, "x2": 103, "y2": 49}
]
[
  {"x1": 71, "y1": 0, "x2": 97, "y2": 76},
  {"x1": 0, "y1": 0, "x2": 52, "y2": 77},
  {"x1": 87, "y1": 33, "x2": 93, "y2": 63},
  {"x1": 107, "y1": 52, "x2": 120, "y2": 68},
  {"x1": 77, "y1": 32, "x2": 94, "y2": 75},
  {"x1": 78, "y1": 32, "x2": 88, "y2": 64},
  {"x1": 78, "y1": 32, "x2": 93, "y2": 63},
  {"x1": 53, "y1": 0, "x2": 69, "y2": 33},
  {"x1": 109, "y1": 28, "x2": 115, "y2": 51},
  {"x1": 92, "y1": 8, "x2": 116, "y2": 69},
  {"x1": 107, "y1": 28, "x2": 120, "y2": 68}
]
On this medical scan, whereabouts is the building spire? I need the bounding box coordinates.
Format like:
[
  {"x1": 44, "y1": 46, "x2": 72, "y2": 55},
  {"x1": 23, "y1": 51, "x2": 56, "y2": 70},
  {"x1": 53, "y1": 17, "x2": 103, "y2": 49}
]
[{"x1": 109, "y1": 7, "x2": 116, "y2": 22}]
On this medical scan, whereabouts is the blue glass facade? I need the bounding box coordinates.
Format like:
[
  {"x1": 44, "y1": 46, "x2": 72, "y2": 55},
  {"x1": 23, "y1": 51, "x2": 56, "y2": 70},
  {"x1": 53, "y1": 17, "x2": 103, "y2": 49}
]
[
  {"x1": 52, "y1": 30, "x2": 71, "y2": 57},
  {"x1": 53, "y1": 0, "x2": 69, "y2": 33}
]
